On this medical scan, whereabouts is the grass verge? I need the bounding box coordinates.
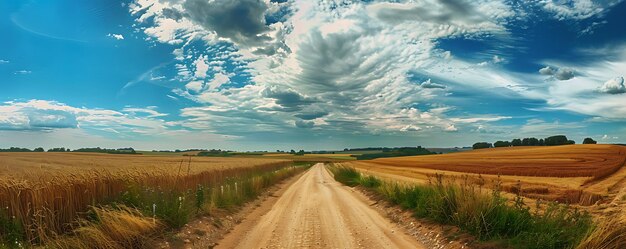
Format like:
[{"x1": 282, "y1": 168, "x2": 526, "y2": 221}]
[{"x1": 328, "y1": 165, "x2": 600, "y2": 249}]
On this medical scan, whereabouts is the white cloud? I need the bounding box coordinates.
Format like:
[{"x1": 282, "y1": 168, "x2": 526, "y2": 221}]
[
  {"x1": 107, "y1": 33, "x2": 125, "y2": 40},
  {"x1": 0, "y1": 100, "x2": 172, "y2": 135},
  {"x1": 0, "y1": 59, "x2": 8, "y2": 64},
  {"x1": 539, "y1": 66, "x2": 554, "y2": 75},
  {"x1": 420, "y1": 79, "x2": 446, "y2": 89},
  {"x1": 450, "y1": 116, "x2": 512, "y2": 123},
  {"x1": 14, "y1": 70, "x2": 31, "y2": 75},
  {"x1": 185, "y1": 80, "x2": 204, "y2": 92},
  {"x1": 127, "y1": 0, "x2": 522, "y2": 138},
  {"x1": 193, "y1": 55, "x2": 209, "y2": 78},
  {"x1": 400, "y1": 125, "x2": 421, "y2": 132},
  {"x1": 540, "y1": 0, "x2": 623, "y2": 20},
  {"x1": 207, "y1": 73, "x2": 230, "y2": 90},
  {"x1": 539, "y1": 66, "x2": 575, "y2": 80},
  {"x1": 598, "y1": 76, "x2": 626, "y2": 94},
  {"x1": 121, "y1": 106, "x2": 168, "y2": 117}
]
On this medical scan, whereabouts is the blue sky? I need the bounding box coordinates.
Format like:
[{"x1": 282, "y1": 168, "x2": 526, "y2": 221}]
[{"x1": 1, "y1": 0, "x2": 625, "y2": 151}]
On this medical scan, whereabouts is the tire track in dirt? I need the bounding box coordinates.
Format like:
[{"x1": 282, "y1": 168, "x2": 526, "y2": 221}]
[{"x1": 215, "y1": 163, "x2": 426, "y2": 249}]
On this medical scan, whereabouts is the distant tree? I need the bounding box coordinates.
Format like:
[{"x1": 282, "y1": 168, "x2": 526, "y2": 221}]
[
  {"x1": 33, "y1": 147, "x2": 45, "y2": 152},
  {"x1": 472, "y1": 142, "x2": 492, "y2": 150},
  {"x1": 494, "y1": 141, "x2": 511, "y2": 147},
  {"x1": 295, "y1": 150, "x2": 305, "y2": 156},
  {"x1": 567, "y1": 140, "x2": 576, "y2": 145},
  {"x1": 538, "y1": 139, "x2": 545, "y2": 146},
  {"x1": 290, "y1": 149, "x2": 296, "y2": 154},
  {"x1": 544, "y1": 135, "x2": 570, "y2": 146},
  {"x1": 0, "y1": 147, "x2": 32, "y2": 152},
  {"x1": 511, "y1": 139, "x2": 522, "y2": 146},
  {"x1": 582, "y1": 138, "x2": 597, "y2": 144}
]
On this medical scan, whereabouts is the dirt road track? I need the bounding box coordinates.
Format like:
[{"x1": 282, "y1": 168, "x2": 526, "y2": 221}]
[{"x1": 216, "y1": 163, "x2": 426, "y2": 249}]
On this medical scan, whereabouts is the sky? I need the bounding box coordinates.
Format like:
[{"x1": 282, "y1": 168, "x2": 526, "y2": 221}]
[{"x1": 1, "y1": 0, "x2": 625, "y2": 151}]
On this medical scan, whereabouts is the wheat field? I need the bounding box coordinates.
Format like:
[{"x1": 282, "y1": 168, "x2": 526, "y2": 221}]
[
  {"x1": 346, "y1": 144, "x2": 626, "y2": 205},
  {"x1": 0, "y1": 153, "x2": 296, "y2": 245}
]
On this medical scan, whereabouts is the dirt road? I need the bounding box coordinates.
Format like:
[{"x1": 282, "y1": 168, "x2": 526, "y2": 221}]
[{"x1": 216, "y1": 163, "x2": 425, "y2": 249}]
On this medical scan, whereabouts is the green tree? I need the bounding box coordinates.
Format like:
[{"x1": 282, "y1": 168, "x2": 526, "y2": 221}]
[
  {"x1": 493, "y1": 141, "x2": 511, "y2": 147},
  {"x1": 582, "y1": 138, "x2": 597, "y2": 144},
  {"x1": 544, "y1": 135, "x2": 570, "y2": 146},
  {"x1": 511, "y1": 139, "x2": 522, "y2": 146},
  {"x1": 472, "y1": 142, "x2": 492, "y2": 149},
  {"x1": 33, "y1": 147, "x2": 44, "y2": 152}
]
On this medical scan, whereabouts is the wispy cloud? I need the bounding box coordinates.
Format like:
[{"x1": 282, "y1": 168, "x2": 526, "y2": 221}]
[
  {"x1": 14, "y1": 70, "x2": 31, "y2": 75},
  {"x1": 107, "y1": 33, "x2": 124, "y2": 40}
]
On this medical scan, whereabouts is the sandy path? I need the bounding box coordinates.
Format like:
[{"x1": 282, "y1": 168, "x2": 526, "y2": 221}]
[{"x1": 216, "y1": 163, "x2": 425, "y2": 249}]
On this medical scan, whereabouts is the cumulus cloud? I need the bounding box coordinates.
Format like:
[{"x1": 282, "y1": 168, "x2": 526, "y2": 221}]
[
  {"x1": 598, "y1": 76, "x2": 626, "y2": 94},
  {"x1": 539, "y1": 66, "x2": 575, "y2": 80},
  {"x1": 107, "y1": 33, "x2": 124, "y2": 40},
  {"x1": 0, "y1": 100, "x2": 171, "y2": 135},
  {"x1": 0, "y1": 59, "x2": 8, "y2": 64},
  {"x1": 539, "y1": 66, "x2": 555, "y2": 75},
  {"x1": 261, "y1": 87, "x2": 316, "y2": 111},
  {"x1": 183, "y1": 0, "x2": 272, "y2": 47}
]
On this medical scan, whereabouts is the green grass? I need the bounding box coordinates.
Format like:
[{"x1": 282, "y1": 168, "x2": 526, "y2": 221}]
[
  {"x1": 118, "y1": 164, "x2": 311, "y2": 228},
  {"x1": 329, "y1": 165, "x2": 593, "y2": 249}
]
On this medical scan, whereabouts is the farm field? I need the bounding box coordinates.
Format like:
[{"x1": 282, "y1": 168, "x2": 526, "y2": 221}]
[
  {"x1": 345, "y1": 144, "x2": 626, "y2": 205},
  {"x1": 0, "y1": 152, "x2": 303, "y2": 247},
  {"x1": 0, "y1": 152, "x2": 289, "y2": 180}
]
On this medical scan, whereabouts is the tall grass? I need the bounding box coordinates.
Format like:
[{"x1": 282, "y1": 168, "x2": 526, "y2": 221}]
[
  {"x1": 0, "y1": 161, "x2": 308, "y2": 247},
  {"x1": 329, "y1": 165, "x2": 594, "y2": 249},
  {"x1": 575, "y1": 215, "x2": 626, "y2": 249}
]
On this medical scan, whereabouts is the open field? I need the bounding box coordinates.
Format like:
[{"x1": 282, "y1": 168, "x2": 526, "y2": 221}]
[
  {"x1": 0, "y1": 152, "x2": 289, "y2": 180},
  {"x1": 345, "y1": 145, "x2": 626, "y2": 205},
  {"x1": 0, "y1": 152, "x2": 304, "y2": 246},
  {"x1": 357, "y1": 144, "x2": 626, "y2": 178}
]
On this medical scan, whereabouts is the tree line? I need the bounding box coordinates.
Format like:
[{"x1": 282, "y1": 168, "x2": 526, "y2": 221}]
[
  {"x1": 472, "y1": 135, "x2": 597, "y2": 149},
  {"x1": 0, "y1": 147, "x2": 138, "y2": 154}
]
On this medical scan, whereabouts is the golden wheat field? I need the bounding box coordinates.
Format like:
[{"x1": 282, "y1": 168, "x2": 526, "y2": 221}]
[
  {"x1": 0, "y1": 152, "x2": 289, "y2": 179},
  {"x1": 345, "y1": 144, "x2": 626, "y2": 205},
  {"x1": 0, "y1": 153, "x2": 298, "y2": 245}
]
